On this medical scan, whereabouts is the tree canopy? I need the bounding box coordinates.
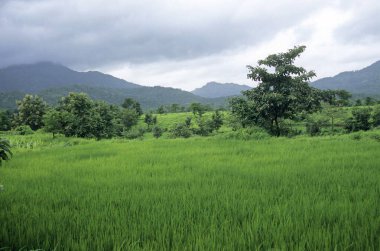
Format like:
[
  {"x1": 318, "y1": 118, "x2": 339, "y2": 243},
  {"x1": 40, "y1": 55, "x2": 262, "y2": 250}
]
[{"x1": 231, "y1": 46, "x2": 321, "y2": 136}]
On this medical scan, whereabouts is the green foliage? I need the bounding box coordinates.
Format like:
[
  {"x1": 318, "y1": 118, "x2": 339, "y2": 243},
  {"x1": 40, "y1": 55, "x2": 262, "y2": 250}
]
[
  {"x1": 156, "y1": 105, "x2": 166, "y2": 114},
  {"x1": 355, "y1": 99, "x2": 362, "y2": 106},
  {"x1": 185, "y1": 117, "x2": 192, "y2": 127},
  {"x1": 15, "y1": 94, "x2": 47, "y2": 130},
  {"x1": 43, "y1": 93, "x2": 124, "y2": 139},
  {"x1": 0, "y1": 138, "x2": 12, "y2": 166},
  {"x1": 365, "y1": 96, "x2": 375, "y2": 106},
  {"x1": 305, "y1": 119, "x2": 322, "y2": 136},
  {"x1": 152, "y1": 126, "x2": 163, "y2": 138},
  {"x1": 121, "y1": 109, "x2": 139, "y2": 130},
  {"x1": 231, "y1": 46, "x2": 320, "y2": 136},
  {"x1": 373, "y1": 105, "x2": 380, "y2": 127},
  {"x1": 14, "y1": 125, "x2": 34, "y2": 135},
  {"x1": 122, "y1": 98, "x2": 143, "y2": 116},
  {"x1": 170, "y1": 123, "x2": 192, "y2": 138},
  {"x1": 210, "y1": 110, "x2": 223, "y2": 131},
  {"x1": 345, "y1": 107, "x2": 372, "y2": 132},
  {"x1": 218, "y1": 127, "x2": 270, "y2": 140},
  {"x1": 124, "y1": 126, "x2": 145, "y2": 139},
  {"x1": 189, "y1": 102, "x2": 207, "y2": 117},
  {"x1": 319, "y1": 89, "x2": 352, "y2": 107},
  {"x1": 144, "y1": 113, "x2": 157, "y2": 129},
  {"x1": 0, "y1": 110, "x2": 13, "y2": 131}
]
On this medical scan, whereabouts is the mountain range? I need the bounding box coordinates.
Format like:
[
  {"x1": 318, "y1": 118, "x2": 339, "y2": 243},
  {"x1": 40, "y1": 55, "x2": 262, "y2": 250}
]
[
  {"x1": 0, "y1": 62, "x2": 232, "y2": 110},
  {"x1": 1, "y1": 60, "x2": 380, "y2": 110},
  {"x1": 312, "y1": 60, "x2": 380, "y2": 98},
  {"x1": 191, "y1": 82, "x2": 251, "y2": 98}
]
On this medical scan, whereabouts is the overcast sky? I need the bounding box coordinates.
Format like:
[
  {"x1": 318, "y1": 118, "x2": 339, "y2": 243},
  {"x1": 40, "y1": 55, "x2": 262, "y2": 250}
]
[{"x1": 1, "y1": 0, "x2": 379, "y2": 90}]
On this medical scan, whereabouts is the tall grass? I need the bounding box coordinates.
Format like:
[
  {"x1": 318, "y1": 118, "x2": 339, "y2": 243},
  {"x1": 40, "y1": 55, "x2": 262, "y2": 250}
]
[{"x1": 0, "y1": 134, "x2": 379, "y2": 250}]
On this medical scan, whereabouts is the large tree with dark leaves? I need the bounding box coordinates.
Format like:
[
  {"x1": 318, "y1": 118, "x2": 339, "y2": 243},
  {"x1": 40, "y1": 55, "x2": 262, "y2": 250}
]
[{"x1": 231, "y1": 46, "x2": 321, "y2": 136}]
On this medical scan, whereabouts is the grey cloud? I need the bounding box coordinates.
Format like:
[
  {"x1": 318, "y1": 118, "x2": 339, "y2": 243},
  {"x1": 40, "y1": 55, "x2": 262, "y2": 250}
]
[
  {"x1": 0, "y1": 0, "x2": 326, "y2": 69},
  {"x1": 335, "y1": 2, "x2": 380, "y2": 44}
]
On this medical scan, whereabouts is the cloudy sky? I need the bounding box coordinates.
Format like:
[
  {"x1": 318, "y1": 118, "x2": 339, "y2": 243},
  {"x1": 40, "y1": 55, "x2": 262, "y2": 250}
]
[{"x1": 1, "y1": 0, "x2": 379, "y2": 90}]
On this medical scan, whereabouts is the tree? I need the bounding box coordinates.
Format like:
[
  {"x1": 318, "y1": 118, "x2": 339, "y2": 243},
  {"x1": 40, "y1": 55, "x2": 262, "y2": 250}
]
[
  {"x1": 355, "y1": 99, "x2": 362, "y2": 106},
  {"x1": 210, "y1": 110, "x2": 223, "y2": 131},
  {"x1": 0, "y1": 110, "x2": 13, "y2": 131},
  {"x1": 323, "y1": 104, "x2": 344, "y2": 134},
  {"x1": 344, "y1": 107, "x2": 372, "y2": 132},
  {"x1": 144, "y1": 113, "x2": 157, "y2": 129},
  {"x1": 152, "y1": 126, "x2": 163, "y2": 138},
  {"x1": 43, "y1": 109, "x2": 65, "y2": 137},
  {"x1": 231, "y1": 46, "x2": 320, "y2": 136},
  {"x1": 373, "y1": 105, "x2": 380, "y2": 127},
  {"x1": 157, "y1": 105, "x2": 166, "y2": 114},
  {"x1": 189, "y1": 103, "x2": 206, "y2": 117},
  {"x1": 0, "y1": 139, "x2": 12, "y2": 166},
  {"x1": 365, "y1": 97, "x2": 375, "y2": 106},
  {"x1": 121, "y1": 109, "x2": 139, "y2": 130},
  {"x1": 15, "y1": 94, "x2": 47, "y2": 130},
  {"x1": 169, "y1": 104, "x2": 180, "y2": 113},
  {"x1": 122, "y1": 98, "x2": 143, "y2": 116},
  {"x1": 58, "y1": 93, "x2": 94, "y2": 137}
]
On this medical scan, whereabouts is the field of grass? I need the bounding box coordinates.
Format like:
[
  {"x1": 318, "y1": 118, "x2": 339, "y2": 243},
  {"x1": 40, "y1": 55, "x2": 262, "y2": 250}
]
[{"x1": 1, "y1": 132, "x2": 380, "y2": 250}]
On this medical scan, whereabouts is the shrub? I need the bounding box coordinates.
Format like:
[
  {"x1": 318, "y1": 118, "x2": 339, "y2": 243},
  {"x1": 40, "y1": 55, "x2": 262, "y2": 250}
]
[
  {"x1": 306, "y1": 120, "x2": 321, "y2": 136},
  {"x1": 170, "y1": 123, "x2": 192, "y2": 138},
  {"x1": 124, "y1": 127, "x2": 145, "y2": 139},
  {"x1": 14, "y1": 125, "x2": 34, "y2": 135},
  {"x1": 345, "y1": 108, "x2": 372, "y2": 132},
  {"x1": 218, "y1": 127, "x2": 270, "y2": 140},
  {"x1": 193, "y1": 118, "x2": 214, "y2": 136},
  {"x1": 152, "y1": 126, "x2": 163, "y2": 138}
]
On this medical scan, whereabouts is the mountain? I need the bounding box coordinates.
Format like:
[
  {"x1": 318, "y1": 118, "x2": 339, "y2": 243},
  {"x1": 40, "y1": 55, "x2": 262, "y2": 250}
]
[
  {"x1": 312, "y1": 61, "x2": 380, "y2": 98},
  {"x1": 191, "y1": 82, "x2": 251, "y2": 98},
  {"x1": 0, "y1": 62, "x2": 228, "y2": 110},
  {"x1": 0, "y1": 62, "x2": 141, "y2": 92}
]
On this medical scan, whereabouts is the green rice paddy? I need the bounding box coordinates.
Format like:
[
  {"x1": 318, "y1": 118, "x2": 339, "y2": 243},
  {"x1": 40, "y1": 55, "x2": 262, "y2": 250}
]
[{"x1": 0, "y1": 133, "x2": 380, "y2": 250}]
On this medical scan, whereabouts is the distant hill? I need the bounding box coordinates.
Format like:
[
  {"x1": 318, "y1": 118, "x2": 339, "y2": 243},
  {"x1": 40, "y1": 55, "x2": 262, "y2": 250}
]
[
  {"x1": 0, "y1": 62, "x2": 228, "y2": 110},
  {"x1": 312, "y1": 61, "x2": 380, "y2": 98},
  {"x1": 0, "y1": 62, "x2": 141, "y2": 92},
  {"x1": 192, "y1": 82, "x2": 251, "y2": 98}
]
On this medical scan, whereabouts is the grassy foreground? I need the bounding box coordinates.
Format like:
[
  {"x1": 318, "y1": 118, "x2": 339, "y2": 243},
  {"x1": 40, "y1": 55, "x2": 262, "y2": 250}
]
[{"x1": 0, "y1": 134, "x2": 380, "y2": 250}]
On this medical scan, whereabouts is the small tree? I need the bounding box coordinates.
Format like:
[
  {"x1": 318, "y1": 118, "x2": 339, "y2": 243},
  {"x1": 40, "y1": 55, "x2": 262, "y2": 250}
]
[
  {"x1": 372, "y1": 105, "x2": 380, "y2": 127},
  {"x1": 157, "y1": 105, "x2": 165, "y2": 114},
  {"x1": 0, "y1": 139, "x2": 12, "y2": 166},
  {"x1": 152, "y1": 126, "x2": 163, "y2": 138},
  {"x1": 122, "y1": 98, "x2": 143, "y2": 116},
  {"x1": 211, "y1": 110, "x2": 223, "y2": 131},
  {"x1": 323, "y1": 104, "x2": 344, "y2": 134},
  {"x1": 121, "y1": 109, "x2": 139, "y2": 130},
  {"x1": 365, "y1": 97, "x2": 375, "y2": 106},
  {"x1": 170, "y1": 123, "x2": 192, "y2": 138},
  {"x1": 0, "y1": 110, "x2": 13, "y2": 131},
  {"x1": 355, "y1": 99, "x2": 362, "y2": 106},
  {"x1": 231, "y1": 45, "x2": 320, "y2": 136},
  {"x1": 144, "y1": 113, "x2": 157, "y2": 129},
  {"x1": 43, "y1": 109, "x2": 64, "y2": 137},
  {"x1": 345, "y1": 107, "x2": 372, "y2": 132},
  {"x1": 15, "y1": 94, "x2": 47, "y2": 130},
  {"x1": 189, "y1": 103, "x2": 206, "y2": 117}
]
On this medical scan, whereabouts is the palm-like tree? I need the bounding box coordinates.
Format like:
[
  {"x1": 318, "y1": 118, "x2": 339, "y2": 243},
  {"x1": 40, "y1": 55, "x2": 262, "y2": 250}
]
[{"x1": 0, "y1": 139, "x2": 12, "y2": 166}]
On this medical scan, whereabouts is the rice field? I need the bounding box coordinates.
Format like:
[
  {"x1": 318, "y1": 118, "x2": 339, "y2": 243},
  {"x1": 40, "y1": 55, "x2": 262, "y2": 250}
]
[{"x1": 0, "y1": 133, "x2": 380, "y2": 250}]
